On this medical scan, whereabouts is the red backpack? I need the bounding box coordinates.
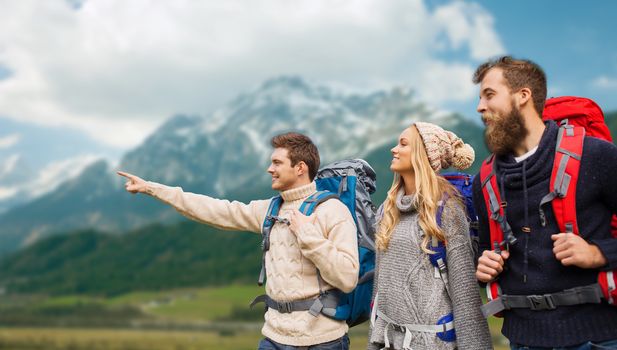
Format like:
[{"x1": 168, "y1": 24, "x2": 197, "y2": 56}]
[
  {"x1": 543, "y1": 96, "x2": 613, "y2": 142},
  {"x1": 480, "y1": 96, "x2": 617, "y2": 318}
]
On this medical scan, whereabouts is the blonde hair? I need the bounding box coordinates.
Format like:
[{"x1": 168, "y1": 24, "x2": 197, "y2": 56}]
[{"x1": 376, "y1": 125, "x2": 460, "y2": 253}]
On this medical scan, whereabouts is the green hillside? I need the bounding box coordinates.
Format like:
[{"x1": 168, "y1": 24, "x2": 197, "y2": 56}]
[{"x1": 0, "y1": 223, "x2": 262, "y2": 296}]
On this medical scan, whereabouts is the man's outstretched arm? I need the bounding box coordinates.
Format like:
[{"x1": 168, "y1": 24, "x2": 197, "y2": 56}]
[{"x1": 118, "y1": 171, "x2": 269, "y2": 234}]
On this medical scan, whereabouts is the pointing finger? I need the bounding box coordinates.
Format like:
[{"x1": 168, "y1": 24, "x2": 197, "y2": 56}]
[{"x1": 117, "y1": 171, "x2": 134, "y2": 180}]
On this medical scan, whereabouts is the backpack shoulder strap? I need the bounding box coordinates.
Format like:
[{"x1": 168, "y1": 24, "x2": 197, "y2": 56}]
[
  {"x1": 299, "y1": 190, "x2": 339, "y2": 216},
  {"x1": 539, "y1": 123, "x2": 585, "y2": 234},
  {"x1": 258, "y1": 195, "x2": 283, "y2": 286},
  {"x1": 262, "y1": 195, "x2": 284, "y2": 232},
  {"x1": 432, "y1": 195, "x2": 449, "y2": 247},
  {"x1": 479, "y1": 154, "x2": 514, "y2": 253},
  {"x1": 429, "y1": 194, "x2": 451, "y2": 296},
  {"x1": 435, "y1": 193, "x2": 449, "y2": 229},
  {"x1": 429, "y1": 194, "x2": 449, "y2": 254}
]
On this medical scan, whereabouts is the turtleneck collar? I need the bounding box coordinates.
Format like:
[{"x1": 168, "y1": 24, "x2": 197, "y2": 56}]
[
  {"x1": 396, "y1": 187, "x2": 417, "y2": 213},
  {"x1": 280, "y1": 182, "x2": 317, "y2": 202}
]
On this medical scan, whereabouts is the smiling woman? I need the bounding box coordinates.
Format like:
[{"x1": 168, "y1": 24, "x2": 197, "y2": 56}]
[{"x1": 369, "y1": 122, "x2": 491, "y2": 350}]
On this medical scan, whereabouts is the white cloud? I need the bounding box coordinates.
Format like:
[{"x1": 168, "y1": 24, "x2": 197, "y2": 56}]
[
  {"x1": 592, "y1": 76, "x2": 617, "y2": 90},
  {"x1": 0, "y1": 154, "x2": 21, "y2": 177},
  {"x1": 0, "y1": 187, "x2": 18, "y2": 201},
  {"x1": 0, "y1": 0, "x2": 504, "y2": 148},
  {"x1": 416, "y1": 61, "x2": 477, "y2": 104},
  {"x1": 432, "y1": 2, "x2": 505, "y2": 60},
  {"x1": 0, "y1": 133, "x2": 21, "y2": 149}
]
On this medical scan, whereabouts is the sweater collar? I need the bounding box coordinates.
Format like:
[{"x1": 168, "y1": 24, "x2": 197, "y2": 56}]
[
  {"x1": 495, "y1": 120, "x2": 558, "y2": 189},
  {"x1": 396, "y1": 187, "x2": 418, "y2": 213},
  {"x1": 280, "y1": 182, "x2": 317, "y2": 202}
]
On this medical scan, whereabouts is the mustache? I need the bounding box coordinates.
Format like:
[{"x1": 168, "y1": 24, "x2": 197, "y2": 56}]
[{"x1": 481, "y1": 113, "x2": 498, "y2": 124}]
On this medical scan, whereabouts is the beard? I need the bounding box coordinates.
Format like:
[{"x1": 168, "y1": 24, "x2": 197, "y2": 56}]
[{"x1": 483, "y1": 106, "x2": 528, "y2": 156}]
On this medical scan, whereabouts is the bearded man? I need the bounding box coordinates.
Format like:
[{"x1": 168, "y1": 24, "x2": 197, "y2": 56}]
[{"x1": 471, "y1": 56, "x2": 617, "y2": 349}]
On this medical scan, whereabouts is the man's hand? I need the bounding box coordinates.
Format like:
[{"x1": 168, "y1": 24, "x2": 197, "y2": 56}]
[
  {"x1": 117, "y1": 171, "x2": 148, "y2": 194},
  {"x1": 289, "y1": 209, "x2": 316, "y2": 235},
  {"x1": 476, "y1": 249, "x2": 510, "y2": 283},
  {"x1": 552, "y1": 232, "x2": 608, "y2": 269}
]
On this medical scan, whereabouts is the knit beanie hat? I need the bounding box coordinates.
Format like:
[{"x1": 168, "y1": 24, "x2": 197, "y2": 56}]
[{"x1": 413, "y1": 122, "x2": 475, "y2": 172}]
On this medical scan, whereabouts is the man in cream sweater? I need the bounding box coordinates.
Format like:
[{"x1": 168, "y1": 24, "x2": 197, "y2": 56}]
[{"x1": 118, "y1": 132, "x2": 359, "y2": 350}]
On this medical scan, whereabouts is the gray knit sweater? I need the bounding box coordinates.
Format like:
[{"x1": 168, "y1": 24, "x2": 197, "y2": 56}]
[{"x1": 368, "y1": 190, "x2": 492, "y2": 350}]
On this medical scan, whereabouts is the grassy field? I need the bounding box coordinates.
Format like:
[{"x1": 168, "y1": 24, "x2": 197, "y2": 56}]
[
  {"x1": 0, "y1": 326, "x2": 509, "y2": 350},
  {"x1": 0, "y1": 285, "x2": 509, "y2": 349},
  {"x1": 0, "y1": 328, "x2": 262, "y2": 350}
]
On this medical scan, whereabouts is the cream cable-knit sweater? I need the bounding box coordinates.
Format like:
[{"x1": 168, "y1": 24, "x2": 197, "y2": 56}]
[{"x1": 145, "y1": 181, "x2": 359, "y2": 346}]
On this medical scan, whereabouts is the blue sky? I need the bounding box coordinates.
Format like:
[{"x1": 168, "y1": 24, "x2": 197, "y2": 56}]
[
  {"x1": 480, "y1": 0, "x2": 617, "y2": 105},
  {"x1": 0, "y1": 0, "x2": 616, "y2": 206},
  {"x1": 429, "y1": 0, "x2": 617, "y2": 119}
]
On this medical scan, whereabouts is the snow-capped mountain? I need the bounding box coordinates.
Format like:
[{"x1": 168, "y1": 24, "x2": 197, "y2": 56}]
[
  {"x1": 119, "y1": 76, "x2": 454, "y2": 194},
  {"x1": 0, "y1": 153, "x2": 101, "y2": 214}
]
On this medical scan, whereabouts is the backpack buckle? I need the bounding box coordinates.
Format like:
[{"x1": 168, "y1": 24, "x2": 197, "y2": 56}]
[
  {"x1": 277, "y1": 301, "x2": 293, "y2": 313},
  {"x1": 527, "y1": 294, "x2": 556, "y2": 310},
  {"x1": 437, "y1": 259, "x2": 447, "y2": 274},
  {"x1": 266, "y1": 215, "x2": 290, "y2": 226}
]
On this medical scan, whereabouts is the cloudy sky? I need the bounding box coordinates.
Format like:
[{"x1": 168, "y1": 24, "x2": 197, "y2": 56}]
[{"x1": 0, "y1": 0, "x2": 616, "y2": 204}]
